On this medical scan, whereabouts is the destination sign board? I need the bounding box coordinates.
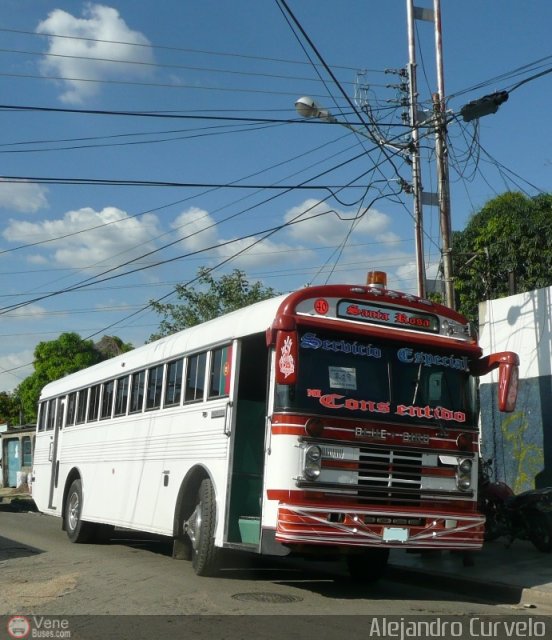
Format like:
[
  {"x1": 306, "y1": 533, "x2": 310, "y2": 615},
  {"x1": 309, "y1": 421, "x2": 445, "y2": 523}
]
[{"x1": 336, "y1": 299, "x2": 440, "y2": 334}]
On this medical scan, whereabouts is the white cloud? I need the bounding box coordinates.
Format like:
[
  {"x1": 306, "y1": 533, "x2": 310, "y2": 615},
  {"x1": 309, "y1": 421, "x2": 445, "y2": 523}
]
[
  {"x1": 170, "y1": 207, "x2": 313, "y2": 271},
  {"x1": 374, "y1": 231, "x2": 402, "y2": 245},
  {"x1": 395, "y1": 261, "x2": 419, "y2": 287},
  {"x1": 171, "y1": 207, "x2": 219, "y2": 252},
  {"x1": 4, "y1": 304, "x2": 49, "y2": 320},
  {"x1": 0, "y1": 180, "x2": 48, "y2": 213},
  {"x1": 36, "y1": 4, "x2": 154, "y2": 103},
  {"x1": 167, "y1": 201, "x2": 414, "y2": 281},
  {"x1": 284, "y1": 198, "x2": 390, "y2": 244},
  {"x1": 0, "y1": 350, "x2": 34, "y2": 394},
  {"x1": 27, "y1": 254, "x2": 49, "y2": 265},
  {"x1": 215, "y1": 235, "x2": 314, "y2": 271},
  {"x1": 3, "y1": 206, "x2": 161, "y2": 269}
]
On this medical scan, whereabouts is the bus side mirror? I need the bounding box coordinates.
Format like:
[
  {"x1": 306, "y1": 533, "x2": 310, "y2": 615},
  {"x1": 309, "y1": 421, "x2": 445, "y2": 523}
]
[
  {"x1": 498, "y1": 361, "x2": 518, "y2": 412},
  {"x1": 470, "y1": 352, "x2": 519, "y2": 413}
]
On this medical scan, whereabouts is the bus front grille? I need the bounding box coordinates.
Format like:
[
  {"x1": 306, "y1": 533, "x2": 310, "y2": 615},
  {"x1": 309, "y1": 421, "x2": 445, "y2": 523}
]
[{"x1": 356, "y1": 447, "x2": 422, "y2": 503}]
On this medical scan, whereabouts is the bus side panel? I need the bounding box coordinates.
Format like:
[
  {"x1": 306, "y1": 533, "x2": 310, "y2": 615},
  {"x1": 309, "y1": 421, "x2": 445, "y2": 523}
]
[
  {"x1": 56, "y1": 403, "x2": 231, "y2": 536},
  {"x1": 262, "y1": 431, "x2": 301, "y2": 531},
  {"x1": 153, "y1": 398, "x2": 231, "y2": 540},
  {"x1": 57, "y1": 415, "x2": 163, "y2": 530}
]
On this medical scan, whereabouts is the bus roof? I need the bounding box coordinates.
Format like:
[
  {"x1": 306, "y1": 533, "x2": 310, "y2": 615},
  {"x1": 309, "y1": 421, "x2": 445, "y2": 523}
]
[
  {"x1": 39, "y1": 281, "x2": 476, "y2": 400},
  {"x1": 40, "y1": 293, "x2": 289, "y2": 399}
]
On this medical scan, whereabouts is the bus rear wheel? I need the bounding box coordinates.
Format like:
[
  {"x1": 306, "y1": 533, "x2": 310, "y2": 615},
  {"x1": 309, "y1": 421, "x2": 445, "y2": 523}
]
[
  {"x1": 346, "y1": 548, "x2": 389, "y2": 582},
  {"x1": 65, "y1": 479, "x2": 95, "y2": 543},
  {"x1": 186, "y1": 478, "x2": 219, "y2": 576}
]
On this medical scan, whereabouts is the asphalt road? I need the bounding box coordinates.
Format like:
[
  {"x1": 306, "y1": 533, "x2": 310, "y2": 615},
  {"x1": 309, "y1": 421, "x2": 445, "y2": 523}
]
[{"x1": 1, "y1": 509, "x2": 549, "y2": 639}]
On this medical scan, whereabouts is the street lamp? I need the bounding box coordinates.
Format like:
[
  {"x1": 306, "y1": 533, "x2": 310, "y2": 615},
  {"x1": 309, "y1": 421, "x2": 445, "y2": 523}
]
[
  {"x1": 295, "y1": 96, "x2": 337, "y2": 123},
  {"x1": 294, "y1": 95, "x2": 427, "y2": 298}
]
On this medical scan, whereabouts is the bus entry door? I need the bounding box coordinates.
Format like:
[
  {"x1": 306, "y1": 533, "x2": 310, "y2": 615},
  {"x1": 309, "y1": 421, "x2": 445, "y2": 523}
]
[{"x1": 47, "y1": 397, "x2": 65, "y2": 510}]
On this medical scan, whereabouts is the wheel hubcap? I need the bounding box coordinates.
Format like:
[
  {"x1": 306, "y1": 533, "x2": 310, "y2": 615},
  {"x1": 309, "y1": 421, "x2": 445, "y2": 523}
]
[
  {"x1": 68, "y1": 492, "x2": 79, "y2": 531},
  {"x1": 186, "y1": 503, "x2": 202, "y2": 552}
]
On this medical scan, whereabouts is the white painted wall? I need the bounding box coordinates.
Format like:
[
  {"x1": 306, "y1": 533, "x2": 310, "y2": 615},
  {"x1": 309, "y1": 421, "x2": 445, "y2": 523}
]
[{"x1": 478, "y1": 287, "x2": 552, "y2": 491}]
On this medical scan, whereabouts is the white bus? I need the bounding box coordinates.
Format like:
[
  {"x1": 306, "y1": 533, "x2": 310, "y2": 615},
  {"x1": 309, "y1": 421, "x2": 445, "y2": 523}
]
[{"x1": 31, "y1": 275, "x2": 518, "y2": 579}]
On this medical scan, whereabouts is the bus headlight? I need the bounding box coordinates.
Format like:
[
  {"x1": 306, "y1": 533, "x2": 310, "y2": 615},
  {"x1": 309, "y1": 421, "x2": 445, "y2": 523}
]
[
  {"x1": 456, "y1": 457, "x2": 473, "y2": 491},
  {"x1": 303, "y1": 445, "x2": 322, "y2": 480},
  {"x1": 458, "y1": 458, "x2": 472, "y2": 474}
]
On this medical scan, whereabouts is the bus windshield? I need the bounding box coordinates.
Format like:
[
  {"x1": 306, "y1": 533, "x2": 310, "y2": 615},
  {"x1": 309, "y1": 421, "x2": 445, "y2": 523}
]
[{"x1": 274, "y1": 328, "x2": 478, "y2": 428}]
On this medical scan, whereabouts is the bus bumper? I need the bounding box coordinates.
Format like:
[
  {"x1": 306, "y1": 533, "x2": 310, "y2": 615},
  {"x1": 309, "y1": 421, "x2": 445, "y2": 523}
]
[{"x1": 275, "y1": 503, "x2": 484, "y2": 550}]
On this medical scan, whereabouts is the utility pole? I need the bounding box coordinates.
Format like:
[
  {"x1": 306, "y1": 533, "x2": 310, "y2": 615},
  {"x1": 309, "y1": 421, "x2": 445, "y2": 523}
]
[
  {"x1": 406, "y1": 0, "x2": 426, "y2": 299},
  {"x1": 432, "y1": 0, "x2": 455, "y2": 309}
]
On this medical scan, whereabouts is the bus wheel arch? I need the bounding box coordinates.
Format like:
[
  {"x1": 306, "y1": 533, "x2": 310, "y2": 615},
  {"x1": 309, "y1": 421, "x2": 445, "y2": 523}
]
[{"x1": 173, "y1": 466, "x2": 219, "y2": 574}]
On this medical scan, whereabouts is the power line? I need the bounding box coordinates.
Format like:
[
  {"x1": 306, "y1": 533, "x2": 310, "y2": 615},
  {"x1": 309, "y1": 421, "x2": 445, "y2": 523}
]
[
  {"x1": 0, "y1": 45, "x2": 364, "y2": 87},
  {"x1": 0, "y1": 26, "x2": 383, "y2": 74},
  {"x1": 0, "y1": 102, "x2": 369, "y2": 125}
]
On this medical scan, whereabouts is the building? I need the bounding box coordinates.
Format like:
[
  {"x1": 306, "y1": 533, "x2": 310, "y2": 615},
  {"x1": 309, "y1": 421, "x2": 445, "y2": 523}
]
[
  {"x1": 0, "y1": 425, "x2": 35, "y2": 488},
  {"x1": 478, "y1": 286, "x2": 552, "y2": 492}
]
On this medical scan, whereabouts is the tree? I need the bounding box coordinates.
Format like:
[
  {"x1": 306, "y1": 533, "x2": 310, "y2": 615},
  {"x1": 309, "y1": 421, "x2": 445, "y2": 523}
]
[
  {"x1": 453, "y1": 192, "x2": 552, "y2": 321},
  {"x1": 149, "y1": 268, "x2": 278, "y2": 340},
  {"x1": 16, "y1": 332, "x2": 133, "y2": 422},
  {"x1": 0, "y1": 391, "x2": 20, "y2": 425},
  {"x1": 94, "y1": 335, "x2": 133, "y2": 359}
]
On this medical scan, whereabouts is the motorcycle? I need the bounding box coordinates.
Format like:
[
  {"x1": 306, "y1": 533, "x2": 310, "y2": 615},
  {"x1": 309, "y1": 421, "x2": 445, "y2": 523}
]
[{"x1": 478, "y1": 458, "x2": 552, "y2": 553}]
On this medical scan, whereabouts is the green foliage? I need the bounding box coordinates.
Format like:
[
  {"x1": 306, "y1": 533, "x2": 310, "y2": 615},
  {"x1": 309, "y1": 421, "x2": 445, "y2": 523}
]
[
  {"x1": 149, "y1": 268, "x2": 278, "y2": 340},
  {"x1": 16, "y1": 332, "x2": 133, "y2": 423},
  {"x1": 453, "y1": 192, "x2": 552, "y2": 321},
  {"x1": 94, "y1": 335, "x2": 134, "y2": 358},
  {"x1": 0, "y1": 391, "x2": 20, "y2": 425}
]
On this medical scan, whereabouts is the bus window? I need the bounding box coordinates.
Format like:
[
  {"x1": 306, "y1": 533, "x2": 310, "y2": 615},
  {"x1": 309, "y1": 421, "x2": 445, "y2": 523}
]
[
  {"x1": 164, "y1": 358, "x2": 183, "y2": 407},
  {"x1": 46, "y1": 399, "x2": 56, "y2": 431},
  {"x1": 67, "y1": 392, "x2": 77, "y2": 427},
  {"x1": 55, "y1": 397, "x2": 64, "y2": 430},
  {"x1": 100, "y1": 380, "x2": 114, "y2": 420},
  {"x1": 146, "y1": 365, "x2": 164, "y2": 411},
  {"x1": 129, "y1": 370, "x2": 146, "y2": 413},
  {"x1": 37, "y1": 402, "x2": 46, "y2": 431},
  {"x1": 88, "y1": 384, "x2": 101, "y2": 422},
  {"x1": 185, "y1": 352, "x2": 207, "y2": 403},
  {"x1": 114, "y1": 376, "x2": 130, "y2": 417},
  {"x1": 76, "y1": 389, "x2": 87, "y2": 424},
  {"x1": 208, "y1": 345, "x2": 232, "y2": 399}
]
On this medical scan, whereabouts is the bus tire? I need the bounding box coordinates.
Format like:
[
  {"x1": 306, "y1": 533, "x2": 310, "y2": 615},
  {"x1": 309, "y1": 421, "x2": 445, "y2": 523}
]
[
  {"x1": 346, "y1": 548, "x2": 389, "y2": 582},
  {"x1": 65, "y1": 479, "x2": 95, "y2": 543},
  {"x1": 187, "y1": 478, "x2": 219, "y2": 576}
]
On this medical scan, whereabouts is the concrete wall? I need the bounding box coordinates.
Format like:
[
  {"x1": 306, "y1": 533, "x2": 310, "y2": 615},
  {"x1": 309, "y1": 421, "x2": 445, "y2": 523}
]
[{"x1": 479, "y1": 287, "x2": 552, "y2": 492}]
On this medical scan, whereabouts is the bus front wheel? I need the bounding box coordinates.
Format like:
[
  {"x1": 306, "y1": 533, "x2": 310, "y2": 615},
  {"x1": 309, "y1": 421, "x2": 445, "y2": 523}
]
[
  {"x1": 186, "y1": 478, "x2": 219, "y2": 576},
  {"x1": 65, "y1": 479, "x2": 95, "y2": 543}
]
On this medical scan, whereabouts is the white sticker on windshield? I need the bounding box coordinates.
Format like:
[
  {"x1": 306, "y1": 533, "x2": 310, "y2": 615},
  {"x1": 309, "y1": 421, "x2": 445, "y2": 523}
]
[{"x1": 329, "y1": 366, "x2": 357, "y2": 390}]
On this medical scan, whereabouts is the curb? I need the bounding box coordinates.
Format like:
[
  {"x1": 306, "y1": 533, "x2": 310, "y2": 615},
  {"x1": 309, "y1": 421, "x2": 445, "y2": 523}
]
[{"x1": 387, "y1": 563, "x2": 552, "y2": 609}]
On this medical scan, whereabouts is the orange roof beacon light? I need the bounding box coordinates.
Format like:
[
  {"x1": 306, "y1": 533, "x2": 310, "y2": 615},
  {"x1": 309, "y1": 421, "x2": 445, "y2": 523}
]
[{"x1": 367, "y1": 271, "x2": 387, "y2": 288}]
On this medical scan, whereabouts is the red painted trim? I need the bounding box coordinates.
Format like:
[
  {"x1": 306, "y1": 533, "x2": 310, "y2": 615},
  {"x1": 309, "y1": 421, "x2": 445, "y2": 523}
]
[
  {"x1": 270, "y1": 414, "x2": 477, "y2": 453},
  {"x1": 322, "y1": 459, "x2": 359, "y2": 470},
  {"x1": 274, "y1": 284, "x2": 469, "y2": 324},
  {"x1": 273, "y1": 502, "x2": 485, "y2": 549},
  {"x1": 421, "y1": 467, "x2": 457, "y2": 477}
]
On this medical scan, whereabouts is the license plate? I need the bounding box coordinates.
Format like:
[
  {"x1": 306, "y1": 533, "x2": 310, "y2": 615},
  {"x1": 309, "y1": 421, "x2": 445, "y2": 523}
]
[{"x1": 382, "y1": 527, "x2": 409, "y2": 542}]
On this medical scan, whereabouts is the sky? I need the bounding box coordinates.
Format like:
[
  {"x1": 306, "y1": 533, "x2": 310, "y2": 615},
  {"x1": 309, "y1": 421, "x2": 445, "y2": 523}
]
[{"x1": 0, "y1": 0, "x2": 551, "y2": 394}]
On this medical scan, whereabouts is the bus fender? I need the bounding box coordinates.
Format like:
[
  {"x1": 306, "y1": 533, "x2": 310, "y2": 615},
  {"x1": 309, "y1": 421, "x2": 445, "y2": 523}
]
[{"x1": 172, "y1": 464, "x2": 215, "y2": 542}]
